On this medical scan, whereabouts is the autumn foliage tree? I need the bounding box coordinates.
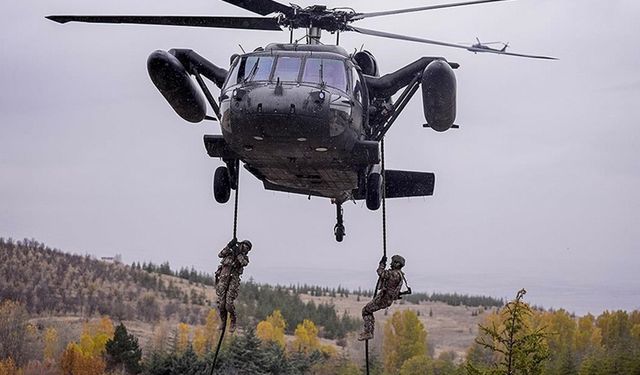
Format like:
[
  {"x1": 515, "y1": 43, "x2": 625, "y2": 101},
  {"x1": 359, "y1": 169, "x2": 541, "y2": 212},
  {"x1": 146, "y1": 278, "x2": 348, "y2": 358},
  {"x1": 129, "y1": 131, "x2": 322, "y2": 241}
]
[
  {"x1": 257, "y1": 310, "x2": 287, "y2": 348},
  {"x1": 293, "y1": 319, "x2": 320, "y2": 354},
  {"x1": 383, "y1": 309, "x2": 428, "y2": 374},
  {"x1": 467, "y1": 289, "x2": 549, "y2": 375},
  {"x1": 60, "y1": 343, "x2": 106, "y2": 375}
]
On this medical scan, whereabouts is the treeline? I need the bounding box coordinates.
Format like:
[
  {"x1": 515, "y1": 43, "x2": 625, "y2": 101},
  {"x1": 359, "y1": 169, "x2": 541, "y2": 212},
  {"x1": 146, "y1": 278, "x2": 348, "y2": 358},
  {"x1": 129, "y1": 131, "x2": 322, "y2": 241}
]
[
  {"x1": 0, "y1": 300, "x2": 363, "y2": 374},
  {"x1": 138, "y1": 259, "x2": 503, "y2": 308},
  {"x1": 405, "y1": 292, "x2": 504, "y2": 308},
  {"x1": 467, "y1": 305, "x2": 640, "y2": 374}
]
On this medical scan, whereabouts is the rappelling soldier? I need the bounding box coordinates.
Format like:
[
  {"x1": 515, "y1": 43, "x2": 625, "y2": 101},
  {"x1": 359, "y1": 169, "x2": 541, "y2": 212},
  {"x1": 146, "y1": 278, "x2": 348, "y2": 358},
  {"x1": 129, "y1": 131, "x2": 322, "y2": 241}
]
[
  {"x1": 358, "y1": 254, "x2": 411, "y2": 341},
  {"x1": 215, "y1": 238, "x2": 252, "y2": 333}
]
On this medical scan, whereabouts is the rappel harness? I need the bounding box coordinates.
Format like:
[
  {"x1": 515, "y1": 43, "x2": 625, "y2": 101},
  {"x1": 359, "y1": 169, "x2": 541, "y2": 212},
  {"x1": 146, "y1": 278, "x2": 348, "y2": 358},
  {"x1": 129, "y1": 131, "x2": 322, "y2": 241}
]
[
  {"x1": 208, "y1": 160, "x2": 241, "y2": 375},
  {"x1": 365, "y1": 138, "x2": 412, "y2": 375}
]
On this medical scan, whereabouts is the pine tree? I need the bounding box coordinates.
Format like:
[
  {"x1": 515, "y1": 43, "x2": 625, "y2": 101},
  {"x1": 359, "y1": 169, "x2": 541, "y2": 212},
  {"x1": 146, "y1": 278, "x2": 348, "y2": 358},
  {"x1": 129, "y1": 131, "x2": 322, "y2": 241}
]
[
  {"x1": 105, "y1": 323, "x2": 142, "y2": 374},
  {"x1": 225, "y1": 327, "x2": 268, "y2": 374}
]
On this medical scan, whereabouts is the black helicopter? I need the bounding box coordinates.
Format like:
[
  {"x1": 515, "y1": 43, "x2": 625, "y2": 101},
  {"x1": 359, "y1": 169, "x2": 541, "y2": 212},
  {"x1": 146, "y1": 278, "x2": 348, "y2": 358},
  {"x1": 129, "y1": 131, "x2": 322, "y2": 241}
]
[{"x1": 47, "y1": 0, "x2": 555, "y2": 242}]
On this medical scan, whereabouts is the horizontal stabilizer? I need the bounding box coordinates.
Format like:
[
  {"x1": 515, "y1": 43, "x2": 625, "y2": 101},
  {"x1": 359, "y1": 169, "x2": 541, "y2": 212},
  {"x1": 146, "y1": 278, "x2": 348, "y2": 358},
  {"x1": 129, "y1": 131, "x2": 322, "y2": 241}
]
[{"x1": 384, "y1": 169, "x2": 435, "y2": 198}]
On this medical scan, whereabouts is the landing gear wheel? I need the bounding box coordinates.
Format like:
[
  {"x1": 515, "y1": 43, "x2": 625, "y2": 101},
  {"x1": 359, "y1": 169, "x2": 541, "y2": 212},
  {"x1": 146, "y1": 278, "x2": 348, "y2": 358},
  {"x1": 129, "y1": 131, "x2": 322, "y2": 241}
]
[
  {"x1": 366, "y1": 172, "x2": 382, "y2": 211},
  {"x1": 334, "y1": 224, "x2": 345, "y2": 242},
  {"x1": 334, "y1": 203, "x2": 345, "y2": 242},
  {"x1": 213, "y1": 166, "x2": 231, "y2": 203}
]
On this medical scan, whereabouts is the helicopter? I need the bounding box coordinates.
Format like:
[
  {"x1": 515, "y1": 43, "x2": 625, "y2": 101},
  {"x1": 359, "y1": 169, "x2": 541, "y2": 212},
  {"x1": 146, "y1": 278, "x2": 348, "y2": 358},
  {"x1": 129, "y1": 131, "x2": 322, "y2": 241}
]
[{"x1": 47, "y1": 0, "x2": 556, "y2": 242}]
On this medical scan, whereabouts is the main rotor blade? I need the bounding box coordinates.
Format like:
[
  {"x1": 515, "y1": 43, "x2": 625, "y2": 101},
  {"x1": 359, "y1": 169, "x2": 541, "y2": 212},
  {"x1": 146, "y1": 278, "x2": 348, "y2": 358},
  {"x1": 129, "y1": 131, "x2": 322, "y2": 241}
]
[
  {"x1": 352, "y1": 0, "x2": 511, "y2": 20},
  {"x1": 469, "y1": 47, "x2": 558, "y2": 60},
  {"x1": 46, "y1": 15, "x2": 282, "y2": 31},
  {"x1": 348, "y1": 26, "x2": 558, "y2": 60},
  {"x1": 220, "y1": 0, "x2": 294, "y2": 16}
]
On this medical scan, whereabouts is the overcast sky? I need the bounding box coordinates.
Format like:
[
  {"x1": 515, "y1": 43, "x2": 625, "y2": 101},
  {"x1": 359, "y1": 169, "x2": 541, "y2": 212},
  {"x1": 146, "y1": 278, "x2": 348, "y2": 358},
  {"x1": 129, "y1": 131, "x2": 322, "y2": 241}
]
[{"x1": 1, "y1": 0, "x2": 639, "y2": 315}]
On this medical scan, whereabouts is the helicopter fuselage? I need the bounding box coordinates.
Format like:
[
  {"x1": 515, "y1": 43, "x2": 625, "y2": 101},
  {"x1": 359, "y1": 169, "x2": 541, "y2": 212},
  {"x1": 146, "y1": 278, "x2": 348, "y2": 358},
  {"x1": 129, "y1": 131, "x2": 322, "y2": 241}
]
[{"x1": 218, "y1": 45, "x2": 370, "y2": 201}]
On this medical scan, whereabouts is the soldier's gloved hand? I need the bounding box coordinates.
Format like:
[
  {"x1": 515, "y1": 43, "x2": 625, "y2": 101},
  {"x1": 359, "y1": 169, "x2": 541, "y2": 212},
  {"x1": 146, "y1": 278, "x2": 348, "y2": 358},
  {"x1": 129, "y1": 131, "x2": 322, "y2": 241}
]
[
  {"x1": 407, "y1": 287, "x2": 412, "y2": 295},
  {"x1": 380, "y1": 255, "x2": 387, "y2": 264},
  {"x1": 227, "y1": 238, "x2": 238, "y2": 248}
]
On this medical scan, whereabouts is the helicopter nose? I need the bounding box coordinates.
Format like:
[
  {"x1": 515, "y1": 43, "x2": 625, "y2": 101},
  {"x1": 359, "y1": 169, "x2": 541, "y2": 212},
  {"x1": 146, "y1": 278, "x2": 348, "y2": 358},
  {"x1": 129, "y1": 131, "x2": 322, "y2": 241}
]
[{"x1": 227, "y1": 85, "x2": 334, "y2": 139}]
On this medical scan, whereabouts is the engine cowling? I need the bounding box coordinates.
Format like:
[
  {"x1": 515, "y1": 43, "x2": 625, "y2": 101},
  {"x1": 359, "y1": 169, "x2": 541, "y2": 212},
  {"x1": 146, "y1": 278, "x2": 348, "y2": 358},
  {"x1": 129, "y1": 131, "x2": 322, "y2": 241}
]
[
  {"x1": 147, "y1": 50, "x2": 206, "y2": 123},
  {"x1": 353, "y1": 50, "x2": 379, "y2": 77},
  {"x1": 421, "y1": 59, "x2": 457, "y2": 132}
]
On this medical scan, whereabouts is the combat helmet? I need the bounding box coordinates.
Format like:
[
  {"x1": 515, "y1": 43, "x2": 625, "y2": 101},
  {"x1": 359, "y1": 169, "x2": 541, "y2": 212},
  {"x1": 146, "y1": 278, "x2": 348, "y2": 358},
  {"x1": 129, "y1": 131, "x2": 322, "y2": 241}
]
[
  {"x1": 391, "y1": 255, "x2": 405, "y2": 269},
  {"x1": 241, "y1": 240, "x2": 252, "y2": 251}
]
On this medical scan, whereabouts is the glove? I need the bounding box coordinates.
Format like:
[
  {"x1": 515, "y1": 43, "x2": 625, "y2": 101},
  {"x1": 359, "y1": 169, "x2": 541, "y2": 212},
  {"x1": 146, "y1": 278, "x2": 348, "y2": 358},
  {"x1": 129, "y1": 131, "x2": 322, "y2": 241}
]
[
  {"x1": 227, "y1": 238, "x2": 238, "y2": 248},
  {"x1": 380, "y1": 255, "x2": 387, "y2": 264},
  {"x1": 407, "y1": 287, "x2": 412, "y2": 295}
]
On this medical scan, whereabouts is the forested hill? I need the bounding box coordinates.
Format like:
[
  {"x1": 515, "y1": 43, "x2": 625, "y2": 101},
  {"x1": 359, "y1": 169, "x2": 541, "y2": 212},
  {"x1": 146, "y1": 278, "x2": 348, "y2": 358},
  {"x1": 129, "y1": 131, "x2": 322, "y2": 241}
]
[
  {"x1": 0, "y1": 238, "x2": 361, "y2": 339},
  {"x1": 0, "y1": 237, "x2": 501, "y2": 340},
  {"x1": 0, "y1": 238, "x2": 210, "y2": 324}
]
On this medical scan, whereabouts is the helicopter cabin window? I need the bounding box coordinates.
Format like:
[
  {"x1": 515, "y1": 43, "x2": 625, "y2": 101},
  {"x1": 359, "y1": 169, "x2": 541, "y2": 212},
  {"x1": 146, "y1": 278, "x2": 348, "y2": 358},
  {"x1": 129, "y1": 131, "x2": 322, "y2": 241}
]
[
  {"x1": 302, "y1": 58, "x2": 347, "y2": 92},
  {"x1": 272, "y1": 56, "x2": 302, "y2": 82}
]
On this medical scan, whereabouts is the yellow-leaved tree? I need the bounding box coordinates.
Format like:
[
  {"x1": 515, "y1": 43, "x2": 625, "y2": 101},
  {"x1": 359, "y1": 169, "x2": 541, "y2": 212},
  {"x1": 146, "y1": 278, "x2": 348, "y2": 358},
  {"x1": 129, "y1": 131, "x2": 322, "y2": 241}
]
[
  {"x1": 60, "y1": 342, "x2": 106, "y2": 375},
  {"x1": 176, "y1": 323, "x2": 191, "y2": 354},
  {"x1": 293, "y1": 319, "x2": 320, "y2": 353},
  {"x1": 399, "y1": 355, "x2": 433, "y2": 375},
  {"x1": 203, "y1": 309, "x2": 220, "y2": 351},
  {"x1": 78, "y1": 317, "x2": 114, "y2": 357},
  {"x1": 193, "y1": 327, "x2": 207, "y2": 357},
  {"x1": 43, "y1": 327, "x2": 59, "y2": 362},
  {"x1": 383, "y1": 310, "x2": 428, "y2": 374},
  {"x1": 257, "y1": 310, "x2": 287, "y2": 348},
  {"x1": 0, "y1": 358, "x2": 21, "y2": 375}
]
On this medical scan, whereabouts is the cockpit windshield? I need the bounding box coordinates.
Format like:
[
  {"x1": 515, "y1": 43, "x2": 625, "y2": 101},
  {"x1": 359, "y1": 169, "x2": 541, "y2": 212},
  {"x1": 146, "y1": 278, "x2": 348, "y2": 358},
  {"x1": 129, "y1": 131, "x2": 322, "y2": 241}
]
[
  {"x1": 272, "y1": 56, "x2": 302, "y2": 82},
  {"x1": 302, "y1": 58, "x2": 347, "y2": 92},
  {"x1": 224, "y1": 54, "x2": 348, "y2": 93}
]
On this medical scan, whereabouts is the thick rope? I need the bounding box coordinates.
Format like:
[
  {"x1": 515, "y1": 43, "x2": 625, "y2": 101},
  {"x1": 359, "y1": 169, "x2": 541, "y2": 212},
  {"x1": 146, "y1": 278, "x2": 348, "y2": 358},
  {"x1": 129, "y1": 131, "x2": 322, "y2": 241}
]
[
  {"x1": 381, "y1": 138, "x2": 387, "y2": 261},
  {"x1": 232, "y1": 159, "x2": 240, "y2": 240},
  {"x1": 209, "y1": 323, "x2": 226, "y2": 375},
  {"x1": 365, "y1": 138, "x2": 388, "y2": 375},
  {"x1": 209, "y1": 161, "x2": 241, "y2": 375}
]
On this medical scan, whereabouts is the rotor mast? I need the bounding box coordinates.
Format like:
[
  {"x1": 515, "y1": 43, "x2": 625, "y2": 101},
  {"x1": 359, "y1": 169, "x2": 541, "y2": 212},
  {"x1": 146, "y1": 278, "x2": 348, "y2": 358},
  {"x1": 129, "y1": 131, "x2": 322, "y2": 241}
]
[{"x1": 307, "y1": 26, "x2": 322, "y2": 44}]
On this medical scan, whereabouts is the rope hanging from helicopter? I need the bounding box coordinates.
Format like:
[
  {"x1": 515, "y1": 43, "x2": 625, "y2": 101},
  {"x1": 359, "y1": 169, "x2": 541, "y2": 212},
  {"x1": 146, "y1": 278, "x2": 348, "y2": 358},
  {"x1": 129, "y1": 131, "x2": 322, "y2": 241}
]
[
  {"x1": 208, "y1": 159, "x2": 241, "y2": 375},
  {"x1": 365, "y1": 137, "x2": 388, "y2": 375}
]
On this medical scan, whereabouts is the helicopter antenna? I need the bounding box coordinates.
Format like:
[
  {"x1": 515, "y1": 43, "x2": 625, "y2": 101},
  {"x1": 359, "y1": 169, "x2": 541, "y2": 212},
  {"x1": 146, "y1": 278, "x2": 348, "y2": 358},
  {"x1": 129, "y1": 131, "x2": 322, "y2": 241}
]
[{"x1": 238, "y1": 44, "x2": 246, "y2": 53}]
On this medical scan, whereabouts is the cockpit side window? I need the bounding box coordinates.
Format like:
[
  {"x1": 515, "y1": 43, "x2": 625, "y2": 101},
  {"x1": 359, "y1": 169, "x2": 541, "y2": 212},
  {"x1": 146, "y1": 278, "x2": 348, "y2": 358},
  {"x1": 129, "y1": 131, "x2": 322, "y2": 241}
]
[
  {"x1": 244, "y1": 56, "x2": 274, "y2": 82},
  {"x1": 322, "y1": 59, "x2": 347, "y2": 92},
  {"x1": 223, "y1": 55, "x2": 274, "y2": 89},
  {"x1": 302, "y1": 58, "x2": 347, "y2": 92},
  {"x1": 273, "y1": 56, "x2": 302, "y2": 82}
]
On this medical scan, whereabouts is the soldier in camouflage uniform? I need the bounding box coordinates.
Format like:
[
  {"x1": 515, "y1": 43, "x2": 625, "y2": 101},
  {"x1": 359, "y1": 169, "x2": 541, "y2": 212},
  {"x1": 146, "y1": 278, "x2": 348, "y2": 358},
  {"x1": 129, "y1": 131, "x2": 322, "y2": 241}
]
[
  {"x1": 358, "y1": 254, "x2": 411, "y2": 341},
  {"x1": 215, "y1": 238, "x2": 252, "y2": 333}
]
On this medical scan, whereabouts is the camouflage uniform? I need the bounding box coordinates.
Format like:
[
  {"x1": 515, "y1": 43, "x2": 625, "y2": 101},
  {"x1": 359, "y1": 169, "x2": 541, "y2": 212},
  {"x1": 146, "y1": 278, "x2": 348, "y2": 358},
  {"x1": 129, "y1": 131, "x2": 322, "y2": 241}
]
[
  {"x1": 215, "y1": 239, "x2": 251, "y2": 332},
  {"x1": 359, "y1": 255, "x2": 407, "y2": 341}
]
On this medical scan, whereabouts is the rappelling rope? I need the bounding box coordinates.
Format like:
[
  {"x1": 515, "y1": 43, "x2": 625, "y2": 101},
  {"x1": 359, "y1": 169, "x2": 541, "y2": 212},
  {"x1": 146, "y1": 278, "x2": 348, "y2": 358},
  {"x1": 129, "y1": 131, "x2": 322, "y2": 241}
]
[
  {"x1": 365, "y1": 138, "x2": 388, "y2": 375},
  {"x1": 232, "y1": 159, "x2": 240, "y2": 240},
  {"x1": 209, "y1": 160, "x2": 241, "y2": 375}
]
